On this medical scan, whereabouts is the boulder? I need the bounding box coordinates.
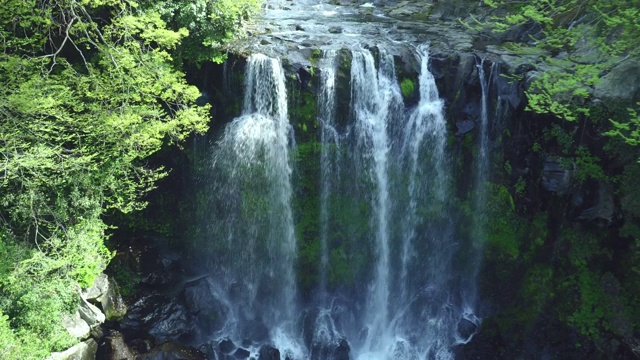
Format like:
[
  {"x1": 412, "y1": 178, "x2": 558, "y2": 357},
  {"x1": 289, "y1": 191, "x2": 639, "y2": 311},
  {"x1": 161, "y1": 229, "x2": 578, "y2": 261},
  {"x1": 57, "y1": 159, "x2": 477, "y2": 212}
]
[
  {"x1": 140, "y1": 249, "x2": 182, "y2": 287},
  {"x1": 120, "y1": 294, "x2": 193, "y2": 342},
  {"x1": 99, "y1": 278, "x2": 127, "y2": 321},
  {"x1": 49, "y1": 339, "x2": 98, "y2": 360},
  {"x1": 218, "y1": 338, "x2": 237, "y2": 354},
  {"x1": 594, "y1": 59, "x2": 640, "y2": 102},
  {"x1": 182, "y1": 276, "x2": 230, "y2": 334},
  {"x1": 455, "y1": 120, "x2": 475, "y2": 137},
  {"x1": 575, "y1": 182, "x2": 615, "y2": 223},
  {"x1": 233, "y1": 347, "x2": 251, "y2": 359},
  {"x1": 457, "y1": 318, "x2": 478, "y2": 342},
  {"x1": 83, "y1": 273, "x2": 109, "y2": 301},
  {"x1": 104, "y1": 330, "x2": 136, "y2": 360},
  {"x1": 78, "y1": 297, "x2": 105, "y2": 327},
  {"x1": 541, "y1": 157, "x2": 572, "y2": 195},
  {"x1": 62, "y1": 311, "x2": 90, "y2": 339},
  {"x1": 333, "y1": 339, "x2": 351, "y2": 360},
  {"x1": 258, "y1": 345, "x2": 280, "y2": 360}
]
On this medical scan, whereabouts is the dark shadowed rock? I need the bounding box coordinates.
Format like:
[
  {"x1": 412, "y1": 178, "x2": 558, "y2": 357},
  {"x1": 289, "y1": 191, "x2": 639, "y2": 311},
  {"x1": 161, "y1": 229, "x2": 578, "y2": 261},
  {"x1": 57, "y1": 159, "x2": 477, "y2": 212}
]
[
  {"x1": 594, "y1": 59, "x2": 640, "y2": 102},
  {"x1": 139, "y1": 342, "x2": 207, "y2": 360},
  {"x1": 333, "y1": 339, "x2": 351, "y2": 360},
  {"x1": 233, "y1": 347, "x2": 251, "y2": 359},
  {"x1": 219, "y1": 338, "x2": 237, "y2": 354},
  {"x1": 120, "y1": 294, "x2": 193, "y2": 342},
  {"x1": 542, "y1": 157, "x2": 572, "y2": 195},
  {"x1": 455, "y1": 120, "x2": 475, "y2": 136},
  {"x1": 182, "y1": 276, "x2": 230, "y2": 334},
  {"x1": 258, "y1": 345, "x2": 281, "y2": 360},
  {"x1": 103, "y1": 330, "x2": 136, "y2": 360},
  {"x1": 457, "y1": 318, "x2": 478, "y2": 342},
  {"x1": 575, "y1": 182, "x2": 614, "y2": 223}
]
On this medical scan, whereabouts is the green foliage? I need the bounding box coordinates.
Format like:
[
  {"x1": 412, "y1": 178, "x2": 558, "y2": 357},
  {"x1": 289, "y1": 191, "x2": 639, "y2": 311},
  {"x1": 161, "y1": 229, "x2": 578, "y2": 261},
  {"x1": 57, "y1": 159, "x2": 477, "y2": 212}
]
[
  {"x1": 521, "y1": 264, "x2": 554, "y2": 313},
  {"x1": 607, "y1": 103, "x2": 640, "y2": 146},
  {"x1": 290, "y1": 90, "x2": 319, "y2": 142},
  {"x1": 474, "y1": 0, "x2": 640, "y2": 144},
  {"x1": 0, "y1": 0, "x2": 231, "y2": 357},
  {"x1": 400, "y1": 78, "x2": 415, "y2": 99},
  {"x1": 484, "y1": 183, "x2": 522, "y2": 259},
  {"x1": 543, "y1": 124, "x2": 574, "y2": 154},
  {"x1": 574, "y1": 146, "x2": 606, "y2": 183},
  {"x1": 147, "y1": 0, "x2": 262, "y2": 64}
]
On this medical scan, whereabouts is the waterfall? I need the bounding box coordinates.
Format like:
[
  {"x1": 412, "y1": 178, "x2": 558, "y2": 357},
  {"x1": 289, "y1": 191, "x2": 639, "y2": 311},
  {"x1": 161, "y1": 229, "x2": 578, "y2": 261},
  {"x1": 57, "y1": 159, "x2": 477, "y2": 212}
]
[
  {"x1": 318, "y1": 50, "x2": 339, "y2": 297},
  {"x1": 466, "y1": 58, "x2": 495, "y2": 309},
  {"x1": 201, "y1": 47, "x2": 482, "y2": 360},
  {"x1": 398, "y1": 44, "x2": 448, "y2": 308},
  {"x1": 210, "y1": 54, "x2": 298, "y2": 341},
  {"x1": 350, "y1": 49, "x2": 403, "y2": 355}
]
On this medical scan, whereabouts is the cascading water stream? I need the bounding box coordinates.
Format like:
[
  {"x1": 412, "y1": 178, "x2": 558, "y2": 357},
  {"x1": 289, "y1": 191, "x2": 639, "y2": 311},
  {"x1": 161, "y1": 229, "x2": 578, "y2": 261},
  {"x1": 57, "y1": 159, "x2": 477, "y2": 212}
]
[
  {"x1": 318, "y1": 50, "x2": 339, "y2": 297},
  {"x1": 350, "y1": 49, "x2": 402, "y2": 355},
  {"x1": 203, "y1": 45, "x2": 483, "y2": 360},
  {"x1": 398, "y1": 44, "x2": 448, "y2": 308},
  {"x1": 210, "y1": 54, "x2": 299, "y2": 349},
  {"x1": 465, "y1": 58, "x2": 495, "y2": 311}
]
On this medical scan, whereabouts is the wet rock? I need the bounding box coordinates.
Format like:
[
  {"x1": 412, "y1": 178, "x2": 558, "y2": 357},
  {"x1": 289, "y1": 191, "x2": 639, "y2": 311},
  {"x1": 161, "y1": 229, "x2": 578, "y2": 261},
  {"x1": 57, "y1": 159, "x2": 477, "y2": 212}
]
[
  {"x1": 242, "y1": 318, "x2": 270, "y2": 343},
  {"x1": 49, "y1": 339, "x2": 98, "y2": 360},
  {"x1": 219, "y1": 339, "x2": 237, "y2": 354},
  {"x1": 63, "y1": 311, "x2": 90, "y2": 339},
  {"x1": 542, "y1": 157, "x2": 572, "y2": 195},
  {"x1": 139, "y1": 342, "x2": 207, "y2": 360},
  {"x1": 195, "y1": 92, "x2": 211, "y2": 106},
  {"x1": 457, "y1": 318, "x2": 478, "y2": 342},
  {"x1": 140, "y1": 248, "x2": 182, "y2": 287},
  {"x1": 83, "y1": 273, "x2": 109, "y2": 301},
  {"x1": 129, "y1": 338, "x2": 154, "y2": 354},
  {"x1": 328, "y1": 26, "x2": 343, "y2": 34},
  {"x1": 258, "y1": 345, "x2": 280, "y2": 360},
  {"x1": 495, "y1": 70, "x2": 522, "y2": 109},
  {"x1": 182, "y1": 276, "x2": 230, "y2": 334},
  {"x1": 103, "y1": 330, "x2": 136, "y2": 360},
  {"x1": 455, "y1": 120, "x2": 475, "y2": 136},
  {"x1": 594, "y1": 59, "x2": 640, "y2": 101},
  {"x1": 333, "y1": 339, "x2": 351, "y2": 360},
  {"x1": 120, "y1": 294, "x2": 193, "y2": 342},
  {"x1": 78, "y1": 297, "x2": 105, "y2": 327},
  {"x1": 575, "y1": 182, "x2": 614, "y2": 223},
  {"x1": 100, "y1": 278, "x2": 127, "y2": 321},
  {"x1": 233, "y1": 347, "x2": 251, "y2": 359}
]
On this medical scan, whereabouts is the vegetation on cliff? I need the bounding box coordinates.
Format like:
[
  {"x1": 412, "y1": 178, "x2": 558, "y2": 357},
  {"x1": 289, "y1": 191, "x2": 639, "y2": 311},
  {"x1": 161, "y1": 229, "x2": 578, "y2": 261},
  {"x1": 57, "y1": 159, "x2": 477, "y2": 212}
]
[
  {"x1": 472, "y1": 0, "x2": 640, "y2": 143},
  {"x1": 0, "y1": 0, "x2": 259, "y2": 358},
  {"x1": 459, "y1": 1, "x2": 640, "y2": 357}
]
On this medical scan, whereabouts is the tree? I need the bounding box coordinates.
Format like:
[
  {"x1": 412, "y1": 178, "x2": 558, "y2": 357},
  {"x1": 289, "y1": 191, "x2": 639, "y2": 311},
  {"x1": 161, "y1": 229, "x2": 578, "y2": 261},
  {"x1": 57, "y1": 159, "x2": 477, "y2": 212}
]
[
  {"x1": 471, "y1": 0, "x2": 640, "y2": 144},
  {"x1": 0, "y1": 0, "x2": 227, "y2": 357},
  {"x1": 145, "y1": 0, "x2": 262, "y2": 64}
]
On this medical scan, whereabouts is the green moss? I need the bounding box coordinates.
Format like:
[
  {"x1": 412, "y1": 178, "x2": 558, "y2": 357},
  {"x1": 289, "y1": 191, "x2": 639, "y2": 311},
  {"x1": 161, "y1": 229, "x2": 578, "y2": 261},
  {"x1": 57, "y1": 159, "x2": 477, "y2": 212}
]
[
  {"x1": 290, "y1": 91, "x2": 319, "y2": 142},
  {"x1": 484, "y1": 183, "x2": 522, "y2": 259},
  {"x1": 400, "y1": 78, "x2": 415, "y2": 99}
]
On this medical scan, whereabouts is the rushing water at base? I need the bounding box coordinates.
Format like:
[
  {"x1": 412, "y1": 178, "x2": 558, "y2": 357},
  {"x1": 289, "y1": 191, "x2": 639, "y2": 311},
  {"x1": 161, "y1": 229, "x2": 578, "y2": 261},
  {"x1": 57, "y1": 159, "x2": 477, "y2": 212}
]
[
  {"x1": 202, "y1": 46, "x2": 484, "y2": 359},
  {"x1": 208, "y1": 54, "x2": 301, "y2": 356}
]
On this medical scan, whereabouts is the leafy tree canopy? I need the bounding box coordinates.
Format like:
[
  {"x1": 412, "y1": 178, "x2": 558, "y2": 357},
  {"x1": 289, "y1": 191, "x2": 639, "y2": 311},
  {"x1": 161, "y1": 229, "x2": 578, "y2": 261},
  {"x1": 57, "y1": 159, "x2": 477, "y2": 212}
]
[
  {"x1": 0, "y1": 0, "x2": 259, "y2": 357},
  {"x1": 470, "y1": 0, "x2": 640, "y2": 145}
]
